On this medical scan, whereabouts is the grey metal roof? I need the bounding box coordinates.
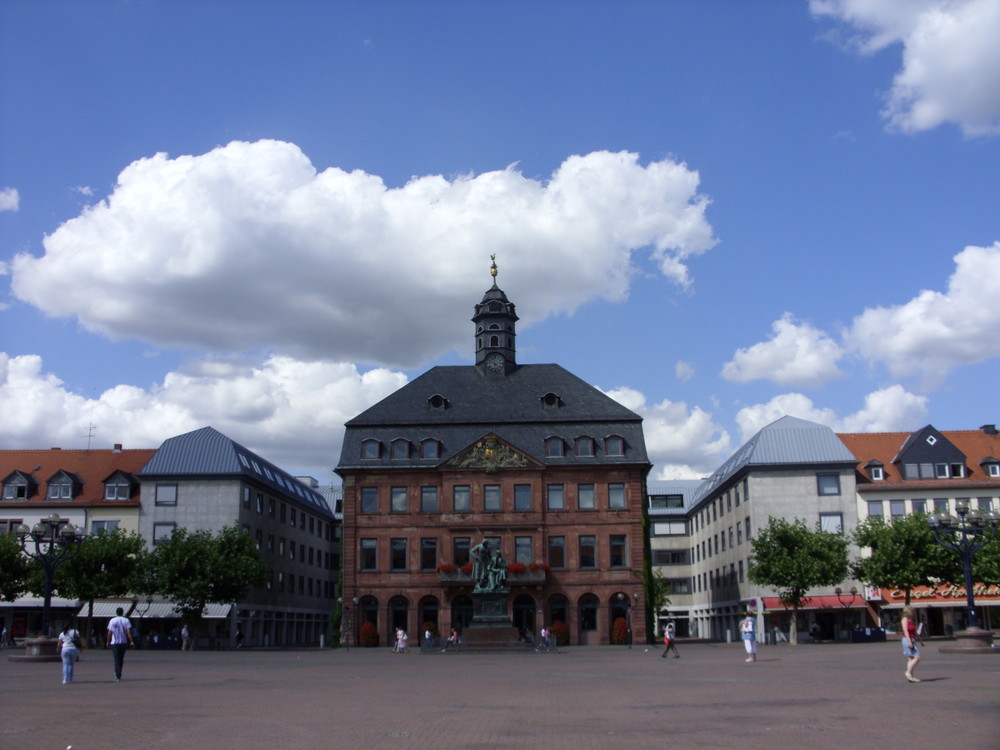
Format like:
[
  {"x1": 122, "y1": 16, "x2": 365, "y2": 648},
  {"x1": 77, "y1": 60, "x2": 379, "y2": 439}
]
[
  {"x1": 140, "y1": 426, "x2": 332, "y2": 517},
  {"x1": 338, "y1": 363, "x2": 649, "y2": 471},
  {"x1": 648, "y1": 479, "x2": 703, "y2": 515},
  {"x1": 692, "y1": 415, "x2": 856, "y2": 504}
]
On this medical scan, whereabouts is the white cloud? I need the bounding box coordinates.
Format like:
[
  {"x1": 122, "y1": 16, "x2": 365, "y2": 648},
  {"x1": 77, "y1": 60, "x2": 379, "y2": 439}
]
[
  {"x1": 721, "y1": 312, "x2": 845, "y2": 387},
  {"x1": 0, "y1": 187, "x2": 19, "y2": 212},
  {"x1": 812, "y1": 0, "x2": 1000, "y2": 135},
  {"x1": 11, "y1": 141, "x2": 716, "y2": 368},
  {"x1": 674, "y1": 360, "x2": 695, "y2": 382},
  {"x1": 602, "y1": 385, "x2": 731, "y2": 480},
  {"x1": 735, "y1": 385, "x2": 928, "y2": 440},
  {"x1": 0, "y1": 351, "x2": 406, "y2": 479},
  {"x1": 847, "y1": 242, "x2": 1000, "y2": 385}
]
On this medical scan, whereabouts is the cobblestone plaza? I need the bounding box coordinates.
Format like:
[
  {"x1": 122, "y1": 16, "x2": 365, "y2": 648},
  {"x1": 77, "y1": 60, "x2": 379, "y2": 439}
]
[{"x1": 2, "y1": 641, "x2": 997, "y2": 749}]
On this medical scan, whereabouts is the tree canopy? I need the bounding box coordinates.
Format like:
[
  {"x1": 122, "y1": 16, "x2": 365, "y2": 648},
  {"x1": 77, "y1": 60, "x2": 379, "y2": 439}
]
[
  {"x1": 148, "y1": 524, "x2": 267, "y2": 628},
  {"x1": 0, "y1": 533, "x2": 30, "y2": 602},
  {"x1": 749, "y1": 516, "x2": 849, "y2": 644},
  {"x1": 851, "y1": 514, "x2": 958, "y2": 603}
]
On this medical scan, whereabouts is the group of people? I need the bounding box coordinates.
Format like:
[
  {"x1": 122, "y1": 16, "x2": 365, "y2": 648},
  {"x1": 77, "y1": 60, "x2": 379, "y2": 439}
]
[{"x1": 56, "y1": 605, "x2": 135, "y2": 684}]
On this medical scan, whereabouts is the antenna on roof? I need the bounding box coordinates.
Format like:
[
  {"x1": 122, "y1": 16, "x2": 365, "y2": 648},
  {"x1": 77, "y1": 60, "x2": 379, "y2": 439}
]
[{"x1": 83, "y1": 421, "x2": 97, "y2": 450}]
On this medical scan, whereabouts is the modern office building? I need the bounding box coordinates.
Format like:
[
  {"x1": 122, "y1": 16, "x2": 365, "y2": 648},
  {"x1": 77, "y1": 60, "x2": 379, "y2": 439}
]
[{"x1": 138, "y1": 426, "x2": 339, "y2": 646}]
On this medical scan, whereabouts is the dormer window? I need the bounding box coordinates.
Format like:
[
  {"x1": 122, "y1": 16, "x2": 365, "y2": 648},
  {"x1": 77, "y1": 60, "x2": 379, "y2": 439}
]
[
  {"x1": 391, "y1": 439, "x2": 411, "y2": 460},
  {"x1": 2, "y1": 472, "x2": 33, "y2": 500},
  {"x1": 361, "y1": 439, "x2": 381, "y2": 460},
  {"x1": 46, "y1": 473, "x2": 75, "y2": 500},
  {"x1": 981, "y1": 458, "x2": 1000, "y2": 478},
  {"x1": 420, "y1": 439, "x2": 440, "y2": 460},
  {"x1": 104, "y1": 473, "x2": 133, "y2": 501},
  {"x1": 540, "y1": 392, "x2": 561, "y2": 408},
  {"x1": 575, "y1": 437, "x2": 594, "y2": 457},
  {"x1": 866, "y1": 461, "x2": 885, "y2": 481},
  {"x1": 605, "y1": 435, "x2": 625, "y2": 457},
  {"x1": 428, "y1": 394, "x2": 449, "y2": 409},
  {"x1": 545, "y1": 437, "x2": 565, "y2": 458}
]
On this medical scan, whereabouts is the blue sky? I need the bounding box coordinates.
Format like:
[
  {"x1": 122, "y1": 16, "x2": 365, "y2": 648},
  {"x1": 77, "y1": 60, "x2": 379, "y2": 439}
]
[{"x1": 2, "y1": 0, "x2": 1000, "y2": 483}]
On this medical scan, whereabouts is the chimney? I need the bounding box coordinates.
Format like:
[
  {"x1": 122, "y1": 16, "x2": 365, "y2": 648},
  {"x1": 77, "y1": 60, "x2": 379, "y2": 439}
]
[
  {"x1": 113, "y1": 443, "x2": 123, "y2": 453},
  {"x1": 981, "y1": 424, "x2": 997, "y2": 435}
]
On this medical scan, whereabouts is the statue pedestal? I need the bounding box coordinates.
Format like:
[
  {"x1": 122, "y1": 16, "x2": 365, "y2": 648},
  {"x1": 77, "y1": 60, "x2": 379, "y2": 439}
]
[
  {"x1": 939, "y1": 627, "x2": 999, "y2": 654},
  {"x1": 7, "y1": 636, "x2": 61, "y2": 662},
  {"x1": 465, "y1": 591, "x2": 517, "y2": 650}
]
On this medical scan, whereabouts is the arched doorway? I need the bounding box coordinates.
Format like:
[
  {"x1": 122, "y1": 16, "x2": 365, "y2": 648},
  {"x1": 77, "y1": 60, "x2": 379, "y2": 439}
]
[
  {"x1": 609, "y1": 592, "x2": 631, "y2": 645},
  {"x1": 512, "y1": 594, "x2": 536, "y2": 639},
  {"x1": 547, "y1": 594, "x2": 568, "y2": 644},
  {"x1": 451, "y1": 594, "x2": 473, "y2": 634},
  {"x1": 359, "y1": 596, "x2": 379, "y2": 647},
  {"x1": 578, "y1": 594, "x2": 599, "y2": 645},
  {"x1": 389, "y1": 596, "x2": 409, "y2": 643},
  {"x1": 419, "y1": 597, "x2": 440, "y2": 643}
]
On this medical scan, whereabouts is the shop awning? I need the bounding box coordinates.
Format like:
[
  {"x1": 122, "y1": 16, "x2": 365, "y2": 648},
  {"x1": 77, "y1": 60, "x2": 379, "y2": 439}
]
[
  {"x1": 132, "y1": 602, "x2": 232, "y2": 619},
  {"x1": 75, "y1": 601, "x2": 132, "y2": 618},
  {"x1": 762, "y1": 595, "x2": 865, "y2": 611},
  {"x1": 881, "y1": 599, "x2": 1000, "y2": 609}
]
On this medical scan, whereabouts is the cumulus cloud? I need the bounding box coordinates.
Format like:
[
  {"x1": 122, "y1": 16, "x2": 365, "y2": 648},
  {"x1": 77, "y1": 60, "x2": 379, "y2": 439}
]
[
  {"x1": 10, "y1": 141, "x2": 716, "y2": 368},
  {"x1": 846, "y1": 242, "x2": 1000, "y2": 385},
  {"x1": 735, "y1": 385, "x2": 928, "y2": 440},
  {"x1": 0, "y1": 351, "x2": 406, "y2": 479},
  {"x1": 602, "y1": 385, "x2": 732, "y2": 480},
  {"x1": 721, "y1": 313, "x2": 846, "y2": 387},
  {"x1": 674, "y1": 360, "x2": 695, "y2": 382},
  {"x1": 0, "y1": 187, "x2": 19, "y2": 212},
  {"x1": 811, "y1": 0, "x2": 1000, "y2": 135}
]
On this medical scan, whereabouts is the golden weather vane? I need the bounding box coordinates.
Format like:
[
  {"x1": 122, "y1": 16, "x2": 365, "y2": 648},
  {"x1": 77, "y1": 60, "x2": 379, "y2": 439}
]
[{"x1": 490, "y1": 254, "x2": 498, "y2": 278}]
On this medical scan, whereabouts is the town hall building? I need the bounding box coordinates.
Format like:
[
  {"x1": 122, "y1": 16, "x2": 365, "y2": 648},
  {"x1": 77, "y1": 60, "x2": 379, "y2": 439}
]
[{"x1": 336, "y1": 261, "x2": 653, "y2": 646}]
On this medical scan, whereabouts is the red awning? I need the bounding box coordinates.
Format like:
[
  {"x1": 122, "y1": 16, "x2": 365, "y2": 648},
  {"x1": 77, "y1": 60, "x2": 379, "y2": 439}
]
[{"x1": 762, "y1": 594, "x2": 864, "y2": 611}]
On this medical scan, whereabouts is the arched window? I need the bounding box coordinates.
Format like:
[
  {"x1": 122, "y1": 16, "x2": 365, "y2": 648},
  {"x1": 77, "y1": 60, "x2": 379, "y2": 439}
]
[
  {"x1": 545, "y1": 437, "x2": 565, "y2": 457},
  {"x1": 391, "y1": 439, "x2": 410, "y2": 460},
  {"x1": 604, "y1": 435, "x2": 625, "y2": 456},
  {"x1": 418, "y1": 597, "x2": 439, "y2": 643},
  {"x1": 512, "y1": 594, "x2": 536, "y2": 638},
  {"x1": 361, "y1": 439, "x2": 381, "y2": 459},
  {"x1": 490, "y1": 335, "x2": 500, "y2": 347},
  {"x1": 574, "y1": 437, "x2": 594, "y2": 457},
  {"x1": 389, "y1": 596, "x2": 409, "y2": 643},
  {"x1": 421, "y1": 439, "x2": 441, "y2": 459},
  {"x1": 547, "y1": 594, "x2": 568, "y2": 631},
  {"x1": 451, "y1": 595, "x2": 474, "y2": 632}
]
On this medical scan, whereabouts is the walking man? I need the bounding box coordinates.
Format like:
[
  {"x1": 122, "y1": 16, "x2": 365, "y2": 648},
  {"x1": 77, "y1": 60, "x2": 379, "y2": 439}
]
[{"x1": 106, "y1": 607, "x2": 135, "y2": 681}]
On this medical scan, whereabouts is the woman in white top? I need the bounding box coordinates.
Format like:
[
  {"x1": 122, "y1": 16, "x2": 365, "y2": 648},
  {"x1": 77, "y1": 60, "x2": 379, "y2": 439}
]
[
  {"x1": 57, "y1": 622, "x2": 80, "y2": 684},
  {"x1": 740, "y1": 613, "x2": 757, "y2": 663}
]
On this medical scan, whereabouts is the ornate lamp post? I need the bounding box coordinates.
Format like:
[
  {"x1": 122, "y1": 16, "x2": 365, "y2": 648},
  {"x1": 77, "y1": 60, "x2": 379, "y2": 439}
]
[
  {"x1": 927, "y1": 499, "x2": 999, "y2": 652},
  {"x1": 13, "y1": 514, "x2": 84, "y2": 660}
]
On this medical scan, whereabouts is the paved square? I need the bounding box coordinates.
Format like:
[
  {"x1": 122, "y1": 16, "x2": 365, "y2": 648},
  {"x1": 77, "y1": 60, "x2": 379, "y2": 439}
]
[{"x1": 2, "y1": 640, "x2": 997, "y2": 749}]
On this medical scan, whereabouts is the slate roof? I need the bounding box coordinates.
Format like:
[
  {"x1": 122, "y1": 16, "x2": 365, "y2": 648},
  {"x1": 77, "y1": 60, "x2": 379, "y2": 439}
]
[
  {"x1": 140, "y1": 427, "x2": 332, "y2": 516},
  {"x1": 337, "y1": 363, "x2": 649, "y2": 471},
  {"x1": 692, "y1": 416, "x2": 857, "y2": 505}
]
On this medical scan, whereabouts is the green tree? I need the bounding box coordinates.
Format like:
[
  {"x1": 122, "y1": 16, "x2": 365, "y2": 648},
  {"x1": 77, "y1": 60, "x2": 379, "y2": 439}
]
[
  {"x1": 852, "y1": 514, "x2": 957, "y2": 604},
  {"x1": 647, "y1": 568, "x2": 672, "y2": 626},
  {"x1": 43, "y1": 529, "x2": 147, "y2": 643},
  {"x1": 0, "y1": 533, "x2": 29, "y2": 602},
  {"x1": 147, "y1": 524, "x2": 267, "y2": 645},
  {"x1": 749, "y1": 516, "x2": 849, "y2": 645}
]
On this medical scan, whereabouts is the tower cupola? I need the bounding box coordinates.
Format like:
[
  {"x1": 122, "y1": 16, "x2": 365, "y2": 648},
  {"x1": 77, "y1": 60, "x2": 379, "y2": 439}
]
[{"x1": 473, "y1": 255, "x2": 518, "y2": 374}]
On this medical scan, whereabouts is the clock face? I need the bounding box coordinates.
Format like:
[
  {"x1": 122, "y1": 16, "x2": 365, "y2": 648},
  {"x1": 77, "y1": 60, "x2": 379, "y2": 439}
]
[{"x1": 485, "y1": 354, "x2": 505, "y2": 373}]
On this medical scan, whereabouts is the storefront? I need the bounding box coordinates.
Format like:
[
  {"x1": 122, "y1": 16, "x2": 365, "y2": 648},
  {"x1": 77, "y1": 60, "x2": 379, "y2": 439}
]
[
  {"x1": 762, "y1": 593, "x2": 880, "y2": 642},
  {"x1": 872, "y1": 583, "x2": 1000, "y2": 636}
]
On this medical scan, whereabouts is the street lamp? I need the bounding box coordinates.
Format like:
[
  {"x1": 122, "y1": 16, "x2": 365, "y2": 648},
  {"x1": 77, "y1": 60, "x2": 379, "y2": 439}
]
[
  {"x1": 928, "y1": 499, "x2": 1000, "y2": 651},
  {"x1": 835, "y1": 586, "x2": 858, "y2": 636},
  {"x1": 15, "y1": 514, "x2": 84, "y2": 652}
]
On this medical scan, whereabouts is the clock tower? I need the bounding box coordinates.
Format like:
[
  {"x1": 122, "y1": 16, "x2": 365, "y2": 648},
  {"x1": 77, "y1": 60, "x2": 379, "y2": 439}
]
[{"x1": 473, "y1": 256, "x2": 518, "y2": 374}]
